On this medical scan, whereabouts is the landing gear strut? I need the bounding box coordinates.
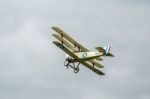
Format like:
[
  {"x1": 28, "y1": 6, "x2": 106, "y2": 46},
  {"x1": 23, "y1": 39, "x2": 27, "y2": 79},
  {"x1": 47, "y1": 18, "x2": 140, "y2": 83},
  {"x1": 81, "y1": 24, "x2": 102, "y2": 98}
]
[
  {"x1": 64, "y1": 60, "x2": 80, "y2": 73},
  {"x1": 64, "y1": 61, "x2": 69, "y2": 68}
]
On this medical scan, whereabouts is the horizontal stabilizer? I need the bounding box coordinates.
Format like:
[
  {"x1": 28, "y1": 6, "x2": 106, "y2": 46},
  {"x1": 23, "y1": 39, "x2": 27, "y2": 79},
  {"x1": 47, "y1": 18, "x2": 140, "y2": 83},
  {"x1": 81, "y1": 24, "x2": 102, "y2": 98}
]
[
  {"x1": 106, "y1": 52, "x2": 114, "y2": 57},
  {"x1": 95, "y1": 46, "x2": 114, "y2": 57},
  {"x1": 96, "y1": 57, "x2": 103, "y2": 61},
  {"x1": 95, "y1": 47, "x2": 105, "y2": 52}
]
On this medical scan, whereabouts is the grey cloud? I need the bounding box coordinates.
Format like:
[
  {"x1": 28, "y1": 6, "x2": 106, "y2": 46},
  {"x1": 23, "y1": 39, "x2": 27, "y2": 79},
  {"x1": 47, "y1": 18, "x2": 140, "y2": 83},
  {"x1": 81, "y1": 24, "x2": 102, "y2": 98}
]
[{"x1": 0, "y1": 0, "x2": 150, "y2": 99}]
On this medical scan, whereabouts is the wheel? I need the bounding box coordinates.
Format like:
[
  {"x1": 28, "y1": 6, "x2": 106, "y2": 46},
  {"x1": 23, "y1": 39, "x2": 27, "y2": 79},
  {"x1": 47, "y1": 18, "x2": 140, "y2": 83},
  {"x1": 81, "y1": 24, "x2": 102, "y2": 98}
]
[
  {"x1": 64, "y1": 61, "x2": 69, "y2": 66},
  {"x1": 74, "y1": 67, "x2": 79, "y2": 73}
]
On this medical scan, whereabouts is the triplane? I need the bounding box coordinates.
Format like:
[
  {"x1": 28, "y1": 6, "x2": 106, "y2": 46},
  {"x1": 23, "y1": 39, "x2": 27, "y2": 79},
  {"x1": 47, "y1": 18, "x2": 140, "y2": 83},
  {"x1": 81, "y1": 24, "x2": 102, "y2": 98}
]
[{"x1": 52, "y1": 27, "x2": 114, "y2": 75}]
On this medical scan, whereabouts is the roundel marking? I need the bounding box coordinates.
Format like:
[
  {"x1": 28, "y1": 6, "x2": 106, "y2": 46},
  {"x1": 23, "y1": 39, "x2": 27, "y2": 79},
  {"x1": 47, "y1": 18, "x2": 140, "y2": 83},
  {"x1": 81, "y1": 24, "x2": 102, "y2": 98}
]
[{"x1": 82, "y1": 52, "x2": 88, "y2": 58}]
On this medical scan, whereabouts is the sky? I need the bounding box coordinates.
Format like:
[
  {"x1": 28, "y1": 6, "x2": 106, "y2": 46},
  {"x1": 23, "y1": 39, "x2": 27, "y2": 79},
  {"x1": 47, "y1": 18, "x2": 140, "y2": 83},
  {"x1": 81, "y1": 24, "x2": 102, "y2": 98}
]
[{"x1": 0, "y1": 0, "x2": 150, "y2": 99}]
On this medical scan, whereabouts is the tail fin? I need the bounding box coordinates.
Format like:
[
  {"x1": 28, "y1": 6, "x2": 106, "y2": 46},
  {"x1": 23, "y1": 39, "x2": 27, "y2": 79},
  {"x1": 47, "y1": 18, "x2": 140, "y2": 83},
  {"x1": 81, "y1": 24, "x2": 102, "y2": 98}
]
[{"x1": 95, "y1": 45, "x2": 114, "y2": 57}]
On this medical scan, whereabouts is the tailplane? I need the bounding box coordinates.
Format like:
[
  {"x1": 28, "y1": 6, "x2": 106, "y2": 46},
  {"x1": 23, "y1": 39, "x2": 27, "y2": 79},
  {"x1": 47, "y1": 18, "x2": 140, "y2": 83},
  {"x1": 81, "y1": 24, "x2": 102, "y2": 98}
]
[{"x1": 95, "y1": 45, "x2": 114, "y2": 57}]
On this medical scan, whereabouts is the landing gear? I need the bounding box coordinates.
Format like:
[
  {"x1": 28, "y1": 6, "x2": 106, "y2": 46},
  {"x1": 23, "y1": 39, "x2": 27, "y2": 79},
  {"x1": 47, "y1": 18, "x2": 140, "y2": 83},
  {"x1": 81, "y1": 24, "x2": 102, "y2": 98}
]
[
  {"x1": 64, "y1": 60, "x2": 80, "y2": 73},
  {"x1": 64, "y1": 61, "x2": 69, "y2": 68},
  {"x1": 74, "y1": 67, "x2": 79, "y2": 73}
]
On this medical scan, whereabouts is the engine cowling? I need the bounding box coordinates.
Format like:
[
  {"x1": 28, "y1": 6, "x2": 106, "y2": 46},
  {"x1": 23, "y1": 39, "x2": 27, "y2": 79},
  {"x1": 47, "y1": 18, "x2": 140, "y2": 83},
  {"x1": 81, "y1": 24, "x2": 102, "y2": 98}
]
[{"x1": 65, "y1": 54, "x2": 73, "y2": 61}]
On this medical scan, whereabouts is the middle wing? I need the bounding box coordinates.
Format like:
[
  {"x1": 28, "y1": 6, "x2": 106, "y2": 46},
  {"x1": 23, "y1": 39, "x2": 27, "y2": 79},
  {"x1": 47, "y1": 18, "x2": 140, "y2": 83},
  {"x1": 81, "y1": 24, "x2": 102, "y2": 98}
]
[{"x1": 53, "y1": 41, "x2": 105, "y2": 76}]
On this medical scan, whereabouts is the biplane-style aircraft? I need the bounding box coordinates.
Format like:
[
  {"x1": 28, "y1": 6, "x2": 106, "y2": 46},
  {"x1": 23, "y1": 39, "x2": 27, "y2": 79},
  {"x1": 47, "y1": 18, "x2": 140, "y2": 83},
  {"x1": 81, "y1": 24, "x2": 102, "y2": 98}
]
[{"x1": 52, "y1": 27, "x2": 114, "y2": 76}]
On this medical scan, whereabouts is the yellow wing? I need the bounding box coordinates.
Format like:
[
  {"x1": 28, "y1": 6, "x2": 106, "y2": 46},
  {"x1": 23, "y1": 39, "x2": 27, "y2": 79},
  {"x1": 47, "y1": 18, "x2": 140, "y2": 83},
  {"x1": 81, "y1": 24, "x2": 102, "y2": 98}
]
[
  {"x1": 52, "y1": 27, "x2": 88, "y2": 51},
  {"x1": 52, "y1": 27, "x2": 104, "y2": 68},
  {"x1": 53, "y1": 41, "x2": 105, "y2": 76},
  {"x1": 80, "y1": 61, "x2": 105, "y2": 75}
]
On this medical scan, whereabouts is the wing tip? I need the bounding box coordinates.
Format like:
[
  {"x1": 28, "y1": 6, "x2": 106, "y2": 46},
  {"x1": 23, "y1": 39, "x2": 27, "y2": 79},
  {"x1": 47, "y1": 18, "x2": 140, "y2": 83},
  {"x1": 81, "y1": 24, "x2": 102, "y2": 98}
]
[
  {"x1": 52, "y1": 41, "x2": 59, "y2": 45},
  {"x1": 51, "y1": 26, "x2": 57, "y2": 30},
  {"x1": 94, "y1": 69, "x2": 105, "y2": 75}
]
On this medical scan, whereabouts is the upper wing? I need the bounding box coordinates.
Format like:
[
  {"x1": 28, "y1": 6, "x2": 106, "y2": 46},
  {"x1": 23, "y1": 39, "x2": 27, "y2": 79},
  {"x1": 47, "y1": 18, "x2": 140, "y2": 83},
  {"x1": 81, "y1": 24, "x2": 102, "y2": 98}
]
[
  {"x1": 52, "y1": 27, "x2": 89, "y2": 51},
  {"x1": 52, "y1": 33, "x2": 104, "y2": 68},
  {"x1": 52, "y1": 34, "x2": 76, "y2": 52},
  {"x1": 53, "y1": 41, "x2": 105, "y2": 76}
]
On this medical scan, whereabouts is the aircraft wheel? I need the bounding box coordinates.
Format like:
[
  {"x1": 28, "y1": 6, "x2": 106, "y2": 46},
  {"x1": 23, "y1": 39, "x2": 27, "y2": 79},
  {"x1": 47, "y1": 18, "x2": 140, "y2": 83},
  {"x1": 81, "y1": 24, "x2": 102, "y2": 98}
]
[
  {"x1": 64, "y1": 61, "x2": 69, "y2": 66},
  {"x1": 74, "y1": 67, "x2": 79, "y2": 73}
]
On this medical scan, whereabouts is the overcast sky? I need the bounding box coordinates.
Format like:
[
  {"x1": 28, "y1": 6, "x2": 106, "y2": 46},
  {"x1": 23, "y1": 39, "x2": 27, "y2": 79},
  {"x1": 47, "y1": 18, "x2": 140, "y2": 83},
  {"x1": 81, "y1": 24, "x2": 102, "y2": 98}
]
[{"x1": 0, "y1": 0, "x2": 150, "y2": 99}]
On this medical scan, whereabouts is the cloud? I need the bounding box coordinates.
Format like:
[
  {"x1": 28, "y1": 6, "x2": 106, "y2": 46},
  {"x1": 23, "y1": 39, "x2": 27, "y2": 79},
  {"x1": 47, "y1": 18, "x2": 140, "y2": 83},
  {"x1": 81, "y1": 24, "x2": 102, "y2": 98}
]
[{"x1": 0, "y1": 0, "x2": 150, "y2": 99}]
